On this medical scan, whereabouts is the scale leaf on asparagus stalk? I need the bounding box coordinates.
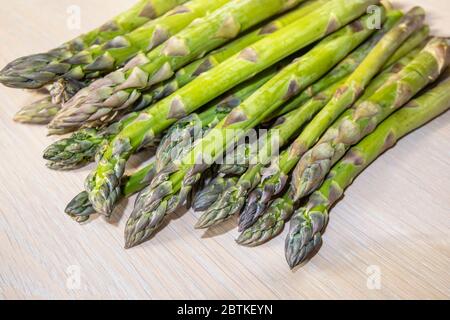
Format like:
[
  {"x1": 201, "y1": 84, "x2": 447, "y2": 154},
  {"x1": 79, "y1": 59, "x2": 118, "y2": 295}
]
[
  {"x1": 123, "y1": 2, "x2": 383, "y2": 247},
  {"x1": 291, "y1": 36, "x2": 450, "y2": 202},
  {"x1": 237, "y1": 7, "x2": 425, "y2": 231},
  {"x1": 236, "y1": 48, "x2": 421, "y2": 245},
  {"x1": 0, "y1": 0, "x2": 189, "y2": 89},
  {"x1": 286, "y1": 68, "x2": 450, "y2": 268},
  {"x1": 49, "y1": 0, "x2": 308, "y2": 134}
]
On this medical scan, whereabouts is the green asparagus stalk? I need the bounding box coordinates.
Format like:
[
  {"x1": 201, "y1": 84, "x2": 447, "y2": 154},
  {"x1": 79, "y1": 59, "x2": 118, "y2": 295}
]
[
  {"x1": 16, "y1": 0, "x2": 329, "y2": 127},
  {"x1": 236, "y1": 48, "x2": 421, "y2": 245},
  {"x1": 44, "y1": 64, "x2": 278, "y2": 170},
  {"x1": 237, "y1": 7, "x2": 425, "y2": 229},
  {"x1": 66, "y1": 162, "x2": 156, "y2": 223},
  {"x1": 0, "y1": 0, "x2": 189, "y2": 89},
  {"x1": 14, "y1": 97, "x2": 61, "y2": 125},
  {"x1": 123, "y1": 6, "x2": 383, "y2": 247},
  {"x1": 46, "y1": 2, "x2": 311, "y2": 134},
  {"x1": 49, "y1": 0, "x2": 307, "y2": 134},
  {"x1": 291, "y1": 37, "x2": 450, "y2": 202},
  {"x1": 155, "y1": 67, "x2": 278, "y2": 172},
  {"x1": 384, "y1": 25, "x2": 429, "y2": 67},
  {"x1": 286, "y1": 70, "x2": 450, "y2": 268}
]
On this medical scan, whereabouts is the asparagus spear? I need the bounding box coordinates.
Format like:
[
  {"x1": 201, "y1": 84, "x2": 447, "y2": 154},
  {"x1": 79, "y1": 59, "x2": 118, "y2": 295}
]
[
  {"x1": 49, "y1": 0, "x2": 307, "y2": 133},
  {"x1": 0, "y1": 0, "x2": 189, "y2": 89},
  {"x1": 237, "y1": 7, "x2": 425, "y2": 228},
  {"x1": 14, "y1": 97, "x2": 61, "y2": 125},
  {"x1": 66, "y1": 162, "x2": 157, "y2": 223},
  {"x1": 17, "y1": 1, "x2": 328, "y2": 127},
  {"x1": 286, "y1": 69, "x2": 450, "y2": 268},
  {"x1": 155, "y1": 67, "x2": 278, "y2": 172},
  {"x1": 236, "y1": 49, "x2": 420, "y2": 245},
  {"x1": 123, "y1": 7, "x2": 383, "y2": 247},
  {"x1": 291, "y1": 37, "x2": 450, "y2": 202},
  {"x1": 43, "y1": 112, "x2": 140, "y2": 170}
]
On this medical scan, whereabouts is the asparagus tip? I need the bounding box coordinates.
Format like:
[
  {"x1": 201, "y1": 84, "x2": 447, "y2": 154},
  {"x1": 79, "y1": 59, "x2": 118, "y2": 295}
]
[
  {"x1": 194, "y1": 216, "x2": 212, "y2": 229},
  {"x1": 124, "y1": 230, "x2": 146, "y2": 249},
  {"x1": 235, "y1": 233, "x2": 253, "y2": 247}
]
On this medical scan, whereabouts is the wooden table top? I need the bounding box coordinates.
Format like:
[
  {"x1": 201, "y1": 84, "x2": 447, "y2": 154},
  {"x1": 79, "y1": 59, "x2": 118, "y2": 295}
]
[{"x1": 0, "y1": 0, "x2": 448, "y2": 299}]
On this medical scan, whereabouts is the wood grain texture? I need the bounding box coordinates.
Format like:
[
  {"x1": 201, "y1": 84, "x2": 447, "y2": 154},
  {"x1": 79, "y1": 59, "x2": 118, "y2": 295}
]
[{"x1": 0, "y1": 0, "x2": 448, "y2": 300}]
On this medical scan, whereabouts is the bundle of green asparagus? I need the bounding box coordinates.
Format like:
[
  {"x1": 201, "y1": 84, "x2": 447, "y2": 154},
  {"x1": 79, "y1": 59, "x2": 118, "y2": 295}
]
[{"x1": 1, "y1": 0, "x2": 449, "y2": 270}]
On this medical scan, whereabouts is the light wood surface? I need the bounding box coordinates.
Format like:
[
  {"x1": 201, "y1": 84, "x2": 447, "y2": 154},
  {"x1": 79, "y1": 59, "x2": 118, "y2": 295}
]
[{"x1": 0, "y1": 0, "x2": 449, "y2": 300}]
